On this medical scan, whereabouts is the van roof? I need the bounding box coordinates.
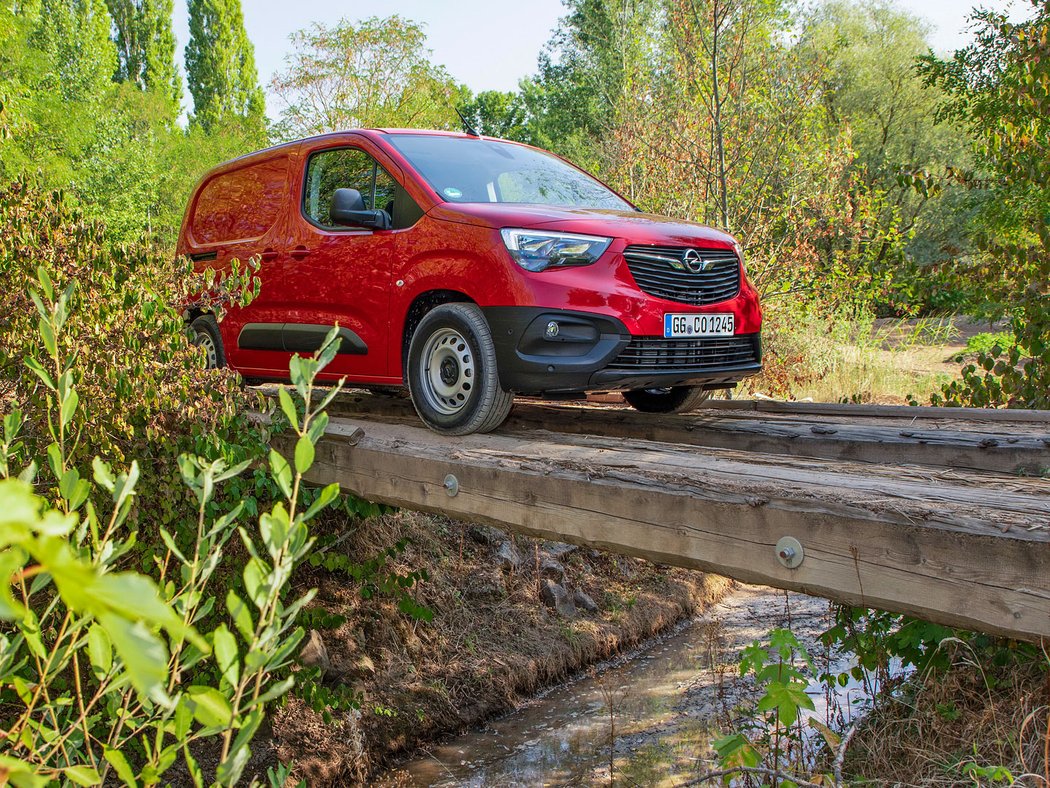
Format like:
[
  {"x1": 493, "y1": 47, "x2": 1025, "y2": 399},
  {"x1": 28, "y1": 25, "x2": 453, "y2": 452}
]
[{"x1": 214, "y1": 128, "x2": 500, "y2": 168}]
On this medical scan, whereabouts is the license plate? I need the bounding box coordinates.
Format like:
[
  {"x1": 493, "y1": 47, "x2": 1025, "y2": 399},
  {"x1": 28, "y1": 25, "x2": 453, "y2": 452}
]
[{"x1": 663, "y1": 313, "x2": 734, "y2": 338}]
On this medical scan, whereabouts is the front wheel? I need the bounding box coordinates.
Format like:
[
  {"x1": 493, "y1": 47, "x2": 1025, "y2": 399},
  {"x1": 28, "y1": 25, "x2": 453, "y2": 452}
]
[
  {"x1": 623, "y1": 386, "x2": 711, "y2": 414},
  {"x1": 407, "y1": 303, "x2": 513, "y2": 435}
]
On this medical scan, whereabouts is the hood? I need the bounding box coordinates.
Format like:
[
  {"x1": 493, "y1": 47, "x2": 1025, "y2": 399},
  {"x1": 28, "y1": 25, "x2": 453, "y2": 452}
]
[{"x1": 428, "y1": 203, "x2": 738, "y2": 248}]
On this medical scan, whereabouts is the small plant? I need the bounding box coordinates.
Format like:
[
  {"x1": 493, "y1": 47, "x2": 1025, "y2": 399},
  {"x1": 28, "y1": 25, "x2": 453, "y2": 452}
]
[
  {"x1": 0, "y1": 270, "x2": 347, "y2": 785},
  {"x1": 592, "y1": 667, "x2": 631, "y2": 786},
  {"x1": 688, "y1": 628, "x2": 857, "y2": 787},
  {"x1": 950, "y1": 331, "x2": 1017, "y2": 362}
]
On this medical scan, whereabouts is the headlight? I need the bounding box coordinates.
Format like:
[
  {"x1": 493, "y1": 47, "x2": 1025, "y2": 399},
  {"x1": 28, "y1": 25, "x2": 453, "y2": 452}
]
[
  {"x1": 733, "y1": 241, "x2": 745, "y2": 268},
  {"x1": 500, "y1": 229, "x2": 613, "y2": 273}
]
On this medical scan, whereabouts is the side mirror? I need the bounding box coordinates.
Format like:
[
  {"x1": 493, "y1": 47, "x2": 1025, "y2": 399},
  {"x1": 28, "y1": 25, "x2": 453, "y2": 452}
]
[{"x1": 330, "y1": 188, "x2": 391, "y2": 230}]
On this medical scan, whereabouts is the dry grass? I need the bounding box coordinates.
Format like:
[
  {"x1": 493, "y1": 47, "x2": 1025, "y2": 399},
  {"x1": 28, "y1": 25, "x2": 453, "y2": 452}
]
[
  {"x1": 844, "y1": 644, "x2": 1049, "y2": 786},
  {"x1": 742, "y1": 305, "x2": 979, "y2": 405}
]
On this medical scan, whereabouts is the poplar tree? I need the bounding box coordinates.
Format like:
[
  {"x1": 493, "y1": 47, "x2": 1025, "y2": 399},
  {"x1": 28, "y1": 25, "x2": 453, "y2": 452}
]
[
  {"x1": 107, "y1": 0, "x2": 182, "y2": 110},
  {"x1": 184, "y1": 0, "x2": 265, "y2": 132},
  {"x1": 33, "y1": 0, "x2": 117, "y2": 104}
]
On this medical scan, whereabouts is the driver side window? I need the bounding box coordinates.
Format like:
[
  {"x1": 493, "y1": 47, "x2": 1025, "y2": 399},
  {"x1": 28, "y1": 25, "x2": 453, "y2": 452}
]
[{"x1": 304, "y1": 147, "x2": 380, "y2": 228}]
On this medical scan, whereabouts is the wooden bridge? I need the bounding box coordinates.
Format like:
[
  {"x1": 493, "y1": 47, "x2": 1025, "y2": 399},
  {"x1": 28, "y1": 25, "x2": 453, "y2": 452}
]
[{"x1": 281, "y1": 393, "x2": 1050, "y2": 642}]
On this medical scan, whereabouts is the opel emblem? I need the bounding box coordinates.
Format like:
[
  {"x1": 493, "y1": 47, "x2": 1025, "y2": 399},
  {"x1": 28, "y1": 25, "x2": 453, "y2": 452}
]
[{"x1": 682, "y1": 249, "x2": 709, "y2": 273}]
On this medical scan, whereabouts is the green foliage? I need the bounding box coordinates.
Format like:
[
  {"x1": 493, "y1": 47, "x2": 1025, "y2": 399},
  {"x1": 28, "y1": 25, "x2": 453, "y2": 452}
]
[
  {"x1": 920, "y1": 3, "x2": 1050, "y2": 408},
  {"x1": 270, "y1": 15, "x2": 464, "y2": 140},
  {"x1": 951, "y1": 331, "x2": 1016, "y2": 362},
  {"x1": 0, "y1": 178, "x2": 261, "y2": 498},
  {"x1": 955, "y1": 760, "x2": 1014, "y2": 785},
  {"x1": 0, "y1": 0, "x2": 116, "y2": 189},
  {"x1": 456, "y1": 90, "x2": 531, "y2": 142},
  {"x1": 523, "y1": 0, "x2": 657, "y2": 171},
  {"x1": 800, "y1": 1, "x2": 972, "y2": 313},
  {"x1": 710, "y1": 628, "x2": 819, "y2": 784},
  {"x1": 307, "y1": 537, "x2": 433, "y2": 622},
  {"x1": 0, "y1": 4, "x2": 264, "y2": 244},
  {"x1": 295, "y1": 666, "x2": 362, "y2": 725},
  {"x1": 820, "y1": 606, "x2": 1040, "y2": 683},
  {"x1": 106, "y1": 0, "x2": 182, "y2": 113},
  {"x1": 34, "y1": 0, "x2": 117, "y2": 105},
  {"x1": 185, "y1": 0, "x2": 266, "y2": 133},
  {"x1": 0, "y1": 268, "x2": 346, "y2": 784}
]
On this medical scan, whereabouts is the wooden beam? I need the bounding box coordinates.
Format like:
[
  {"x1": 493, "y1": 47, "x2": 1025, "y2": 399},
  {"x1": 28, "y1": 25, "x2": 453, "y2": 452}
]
[
  {"x1": 326, "y1": 393, "x2": 1050, "y2": 474},
  {"x1": 287, "y1": 417, "x2": 1050, "y2": 642},
  {"x1": 702, "y1": 398, "x2": 1050, "y2": 423}
]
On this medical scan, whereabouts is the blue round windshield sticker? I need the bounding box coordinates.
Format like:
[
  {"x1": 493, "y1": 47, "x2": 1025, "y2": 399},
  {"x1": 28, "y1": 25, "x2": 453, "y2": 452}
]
[{"x1": 443, "y1": 187, "x2": 463, "y2": 199}]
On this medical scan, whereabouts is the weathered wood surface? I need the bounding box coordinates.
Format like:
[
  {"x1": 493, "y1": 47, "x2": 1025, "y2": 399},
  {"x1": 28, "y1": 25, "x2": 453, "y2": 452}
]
[
  {"x1": 326, "y1": 392, "x2": 1050, "y2": 474},
  {"x1": 701, "y1": 398, "x2": 1050, "y2": 423},
  {"x1": 290, "y1": 415, "x2": 1050, "y2": 641}
]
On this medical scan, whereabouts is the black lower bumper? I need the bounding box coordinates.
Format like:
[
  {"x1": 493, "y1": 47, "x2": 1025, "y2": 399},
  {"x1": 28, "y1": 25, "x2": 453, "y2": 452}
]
[{"x1": 483, "y1": 306, "x2": 762, "y2": 395}]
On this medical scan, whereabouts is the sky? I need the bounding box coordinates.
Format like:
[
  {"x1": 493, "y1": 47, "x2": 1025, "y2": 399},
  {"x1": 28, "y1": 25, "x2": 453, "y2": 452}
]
[{"x1": 171, "y1": 0, "x2": 1029, "y2": 119}]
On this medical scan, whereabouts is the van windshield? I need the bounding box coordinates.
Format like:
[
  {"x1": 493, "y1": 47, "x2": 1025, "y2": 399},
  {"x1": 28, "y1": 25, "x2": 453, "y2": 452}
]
[{"x1": 385, "y1": 134, "x2": 633, "y2": 211}]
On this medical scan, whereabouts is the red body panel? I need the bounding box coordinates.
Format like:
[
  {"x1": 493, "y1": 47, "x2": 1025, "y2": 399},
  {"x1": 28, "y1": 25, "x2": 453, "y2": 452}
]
[{"x1": 176, "y1": 129, "x2": 763, "y2": 386}]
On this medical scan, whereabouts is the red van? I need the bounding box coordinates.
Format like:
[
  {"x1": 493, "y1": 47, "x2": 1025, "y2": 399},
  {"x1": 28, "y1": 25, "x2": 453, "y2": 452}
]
[{"x1": 177, "y1": 129, "x2": 762, "y2": 434}]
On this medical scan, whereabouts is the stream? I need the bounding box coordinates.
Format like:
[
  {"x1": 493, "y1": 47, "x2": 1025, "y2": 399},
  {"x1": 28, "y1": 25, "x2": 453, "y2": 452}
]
[{"x1": 386, "y1": 586, "x2": 877, "y2": 786}]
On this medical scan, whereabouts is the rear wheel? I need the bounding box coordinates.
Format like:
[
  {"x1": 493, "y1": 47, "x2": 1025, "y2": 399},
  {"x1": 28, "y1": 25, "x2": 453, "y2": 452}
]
[
  {"x1": 407, "y1": 303, "x2": 513, "y2": 435},
  {"x1": 189, "y1": 314, "x2": 225, "y2": 369},
  {"x1": 623, "y1": 386, "x2": 711, "y2": 414}
]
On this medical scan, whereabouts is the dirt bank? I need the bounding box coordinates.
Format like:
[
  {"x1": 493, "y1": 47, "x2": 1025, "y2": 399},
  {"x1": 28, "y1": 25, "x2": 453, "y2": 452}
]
[{"x1": 266, "y1": 510, "x2": 732, "y2": 784}]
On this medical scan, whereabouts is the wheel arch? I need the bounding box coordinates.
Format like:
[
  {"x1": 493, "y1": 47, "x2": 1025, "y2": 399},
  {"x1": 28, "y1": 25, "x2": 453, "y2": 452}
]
[{"x1": 400, "y1": 289, "x2": 477, "y2": 375}]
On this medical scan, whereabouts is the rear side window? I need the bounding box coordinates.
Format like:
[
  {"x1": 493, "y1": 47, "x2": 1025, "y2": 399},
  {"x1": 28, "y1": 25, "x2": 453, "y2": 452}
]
[
  {"x1": 191, "y1": 156, "x2": 288, "y2": 245},
  {"x1": 303, "y1": 147, "x2": 420, "y2": 230}
]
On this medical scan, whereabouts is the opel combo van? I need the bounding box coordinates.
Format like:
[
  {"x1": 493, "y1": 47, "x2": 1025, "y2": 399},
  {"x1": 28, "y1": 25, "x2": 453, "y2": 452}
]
[{"x1": 177, "y1": 129, "x2": 763, "y2": 435}]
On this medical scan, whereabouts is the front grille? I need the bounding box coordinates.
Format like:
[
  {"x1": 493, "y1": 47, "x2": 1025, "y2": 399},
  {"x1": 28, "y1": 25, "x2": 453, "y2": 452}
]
[
  {"x1": 608, "y1": 335, "x2": 758, "y2": 371},
  {"x1": 623, "y1": 245, "x2": 740, "y2": 306}
]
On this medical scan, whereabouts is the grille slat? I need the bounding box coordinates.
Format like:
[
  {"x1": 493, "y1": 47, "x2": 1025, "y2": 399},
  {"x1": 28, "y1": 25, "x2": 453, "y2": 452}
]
[
  {"x1": 609, "y1": 336, "x2": 759, "y2": 371},
  {"x1": 624, "y1": 245, "x2": 741, "y2": 306}
]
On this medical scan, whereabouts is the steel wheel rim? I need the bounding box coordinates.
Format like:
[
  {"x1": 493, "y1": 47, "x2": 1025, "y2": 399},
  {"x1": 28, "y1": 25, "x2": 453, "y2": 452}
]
[
  {"x1": 419, "y1": 328, "x2": 475, "y2": 415},
  {"x1": 194, "y1": 330, "x2": 218, "y2": 369}
]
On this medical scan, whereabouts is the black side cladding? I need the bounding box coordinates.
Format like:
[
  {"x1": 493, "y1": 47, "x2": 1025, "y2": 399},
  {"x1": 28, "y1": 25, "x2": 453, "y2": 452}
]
[{"x1": 237, "y1": 323, "x2": 367, "y2": 355}]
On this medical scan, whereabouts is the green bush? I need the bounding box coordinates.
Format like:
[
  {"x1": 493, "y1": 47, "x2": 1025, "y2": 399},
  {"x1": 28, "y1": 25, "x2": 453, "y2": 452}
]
[
  {"x1": 0, "y1": 269, "x2": 346, "y2": 785},
  {"x1": 950, "y1": 331, "x2": 1016, "y2": 362},
  {"x1": 0, "y1": 177, "x2": 263, "y2": 535},
  {"x1": 920, "y1": 8, "x2": 1050, "y2": 410}
]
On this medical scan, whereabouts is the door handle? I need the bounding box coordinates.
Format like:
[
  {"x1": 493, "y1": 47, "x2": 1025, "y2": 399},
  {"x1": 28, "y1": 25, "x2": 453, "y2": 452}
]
[
  {"x1": 289, "y1": 246, "x2": 311, "y2": 260},
  {"x1": 259, "y1": 249, "x2": 278, "y2": 262}
]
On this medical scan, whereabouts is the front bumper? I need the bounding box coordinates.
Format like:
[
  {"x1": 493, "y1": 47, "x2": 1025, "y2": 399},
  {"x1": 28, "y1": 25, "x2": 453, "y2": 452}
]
[{"x1": 483, "y1": 307, "x2": 762, "y2": 394}]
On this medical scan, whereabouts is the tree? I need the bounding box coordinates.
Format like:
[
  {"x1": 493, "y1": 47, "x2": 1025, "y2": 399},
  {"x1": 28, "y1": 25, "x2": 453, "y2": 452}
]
[
  {"x1": 270, "y1": 16, "x2": 462, "y2": 139},
  {"x1": 457, "y1": 90, "x2": 531, "y2": 142},
  {"x1": 802, "y1": 0, "x2": 972, "y2": 312},
  {"x1": 106, "y1": 0, "x2": 182, "y2": 113},
  {"x1": 33, "y1": 0, "x2": 117, "y2": 104},
  {"x1": 185, "y1": 0, "x2": 265, "y2": 133},
  {"x1": 523, "y1": 0, "x2": 657, "y2": 172},
  {"x1": 624, "y1": 0, "x2": 864, "y2": 299},
  {"x1": 920, "y1": 2, "x2": 1049, "y2": 408},
  {"x1": 0, "y1": 0, "x2": 118, "y2": 187}
]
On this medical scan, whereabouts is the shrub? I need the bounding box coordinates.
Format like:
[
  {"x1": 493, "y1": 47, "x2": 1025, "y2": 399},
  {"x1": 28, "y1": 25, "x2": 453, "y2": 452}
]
[
  {"x1": 920, "y1": 7, "x2": 1050, "y2": 409},
  {"x1": 0, "y1": 177, "x2": 262, "y2": 507},
  {"x1": 0, "y1": 270, "x2": 346, "y2": 785}
]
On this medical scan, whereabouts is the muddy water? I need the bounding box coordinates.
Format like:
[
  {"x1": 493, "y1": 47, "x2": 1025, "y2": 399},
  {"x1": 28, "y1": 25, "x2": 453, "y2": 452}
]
[{"x1": 389, "y1": 586, "x2": 873, "y2": 786}]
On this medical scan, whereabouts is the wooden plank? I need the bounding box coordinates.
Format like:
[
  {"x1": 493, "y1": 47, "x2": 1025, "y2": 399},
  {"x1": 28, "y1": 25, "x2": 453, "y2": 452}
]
[
  {"x1": 287, "y1": 417, "x2": 1050, "y2": 641},
  {"x1": 325, "y1": 392, "x2": 1050, "y2": 474},
  {"x1": 701, "y1": 398, "x2": 1050, "y2": 424}
]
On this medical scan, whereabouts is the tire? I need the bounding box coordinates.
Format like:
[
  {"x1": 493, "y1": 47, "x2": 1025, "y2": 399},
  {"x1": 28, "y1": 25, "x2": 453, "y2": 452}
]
[
  {"x1": 189, "y1": 314, "x2": 226, "y2": 370},
  {"x1": 406, "y1": 303, "x2": 513, "y2": 435},
  {"x1": 622, "y1": 386, "x2": 711, "y2": 414}
]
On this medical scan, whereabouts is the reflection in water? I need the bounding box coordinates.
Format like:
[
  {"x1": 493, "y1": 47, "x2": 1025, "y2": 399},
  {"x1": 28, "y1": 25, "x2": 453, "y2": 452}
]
[{"x1": 388, "y1": 587, "x2": 872, "y2": 787}]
